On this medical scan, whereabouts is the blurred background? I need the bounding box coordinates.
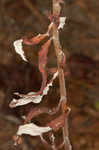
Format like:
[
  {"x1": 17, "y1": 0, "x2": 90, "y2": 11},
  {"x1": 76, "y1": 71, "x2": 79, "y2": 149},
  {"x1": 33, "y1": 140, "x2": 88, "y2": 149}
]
[{"x1": 0, "y1": 0, "x2": 99, "y2": 149}]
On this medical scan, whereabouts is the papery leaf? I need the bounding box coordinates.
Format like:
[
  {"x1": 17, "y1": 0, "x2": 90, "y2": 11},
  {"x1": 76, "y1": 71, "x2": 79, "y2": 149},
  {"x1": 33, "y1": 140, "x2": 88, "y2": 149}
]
[
  {"x1": 58, "y1": 17, "x2": 66, "y2": 30},
  {"x1": 13, "y1": 39, "x2": 28, "y2": 62},
  {"x1": 17, "y1": 123, "x2": 52, "y2": 136},
  {"x1": 9, "y1": 93, "x2": 42, "y2": 108},
  {"x1": 13, "y1": 123, "x2": 52, "y2": 145},
  {"x1": 9, "y1": 71, "x2": 58, "y2": 108},
  {"x1": 13, "y1": 23, "x2": 53, "y2": 62},
  {"x1": 28, "y1": 71, "x2": 58, "y2": 97}
]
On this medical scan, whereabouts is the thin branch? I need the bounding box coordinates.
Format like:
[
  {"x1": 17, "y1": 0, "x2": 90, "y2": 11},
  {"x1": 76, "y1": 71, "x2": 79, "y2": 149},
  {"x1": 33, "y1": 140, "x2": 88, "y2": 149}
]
[
  {"x1": 24, "y1": 99, "x2": 62, "y2": 124},
  {"x1": 52, "y1": 0, "x2": 72, "y2": 150}
]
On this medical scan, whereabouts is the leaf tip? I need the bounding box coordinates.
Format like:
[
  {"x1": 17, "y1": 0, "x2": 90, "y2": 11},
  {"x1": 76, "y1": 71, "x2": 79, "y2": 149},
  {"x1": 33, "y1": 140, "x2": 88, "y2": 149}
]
[{"x1": 13, "y1": 39, "x2": 28, "y2": 62}]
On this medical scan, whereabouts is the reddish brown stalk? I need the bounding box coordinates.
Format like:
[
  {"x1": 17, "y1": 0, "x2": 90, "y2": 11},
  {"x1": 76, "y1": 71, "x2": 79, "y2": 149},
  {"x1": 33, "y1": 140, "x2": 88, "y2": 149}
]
[
  {"x1": 24, "y1": 99, "x2": 62, "y2": 124},
  {"x1": 37, "y1": 38, "x2": 52, "y2": 95},
  {"x1": 47, "y1": 113, "x2": 65, "y2": 131},
  {"x1": 23, "y1": 33, "x2": 49, "y2": 45},
  {"x1": 52, "y1": 0, "x2": 72, "y2": 150},
  {"x1": 23, "y1": 23, "x2": 53, "y2": 45},
  {"x1": 10, "y1": 1, "x2": 72, "y2": 149},
  {"x1": 16, "y1": 38, "x2": 52, "y2": 98}
]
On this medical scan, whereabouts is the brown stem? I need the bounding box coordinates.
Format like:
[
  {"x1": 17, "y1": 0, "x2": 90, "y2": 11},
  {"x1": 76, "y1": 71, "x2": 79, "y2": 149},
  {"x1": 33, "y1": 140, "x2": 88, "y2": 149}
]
[
  {"x1": 52, "y1": 0, "x2": 72, "y2": 150},
  {"x1": 24, "y1": 99, "x2": 62, "y2": 124}
]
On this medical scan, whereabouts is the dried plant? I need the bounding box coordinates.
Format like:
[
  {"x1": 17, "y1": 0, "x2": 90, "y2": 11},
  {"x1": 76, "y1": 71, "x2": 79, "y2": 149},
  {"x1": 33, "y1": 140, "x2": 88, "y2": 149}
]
[{"x1": 9, "y1": 0, "x2": 72, "y2": 149}]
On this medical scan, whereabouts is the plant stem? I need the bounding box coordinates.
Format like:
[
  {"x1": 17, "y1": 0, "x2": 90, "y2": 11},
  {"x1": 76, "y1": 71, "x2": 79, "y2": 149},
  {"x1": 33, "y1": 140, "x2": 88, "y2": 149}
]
[{"x1": 52, "y1": 0, "x2": 72, "y2": 150}]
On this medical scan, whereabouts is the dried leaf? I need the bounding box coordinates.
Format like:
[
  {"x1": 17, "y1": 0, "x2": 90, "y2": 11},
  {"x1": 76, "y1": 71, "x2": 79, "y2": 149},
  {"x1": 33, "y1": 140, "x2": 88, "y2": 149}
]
[
  {"x1": 28, "y1": 71, "x2": 58, "y2": 97},
  {"x1": 15, "y1": 38, "x2": 53, "y2": 98},
  {"x1": 9, "y1": 93, "x2": 42, "y2": 108},
  {"x1": 13, "y1": 23, "x2": 53, "y2": 62},
  {"x1": 58, "y1": 17, "x2": 66, "y2": 30},
  {"x1": 9, "y1": 71, "x2": 58, "y2": 108},
  {"x1": 13, "y1": 39, "x2": 28, "y2": 62},
  {"x1": 17, "y1": 123, "x2": 52, "y2": 136},
  {"x1": 13, "y1": 123, "x2": 52, "y2": 145}
]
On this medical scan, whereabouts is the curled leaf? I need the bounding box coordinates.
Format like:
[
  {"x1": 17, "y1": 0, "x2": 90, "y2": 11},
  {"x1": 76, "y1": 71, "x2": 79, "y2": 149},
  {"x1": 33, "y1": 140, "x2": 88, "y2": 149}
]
[
  {"x1": 9, "y1": 71, "x2": 58, "y2": 108},
  {"x1": 28, "y1": 71, "x2": 58, "y2": 98},
  {"x1": 13, "y1": 123, "x2": 51, "y2": 145},
  {"x1": 17, "y1": 123, "x2": 52, "y2": 136},
  {"x1": 9, "y1": 93, "x2": 42, "y2": 108},
  {"x1": 13, "y1": 23, "x2": 53, "y2": 62},
  {"x1": 15, "y1": 38, "x2": 53, "y2": 98},
  {"x1": 13, "y1": 39, "x2": 28, "y2": 62}
]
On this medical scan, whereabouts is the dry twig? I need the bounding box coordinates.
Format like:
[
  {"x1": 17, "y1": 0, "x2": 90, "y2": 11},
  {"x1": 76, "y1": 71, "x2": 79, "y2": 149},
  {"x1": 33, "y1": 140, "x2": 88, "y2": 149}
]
[{"x1": 52, "y1": 0, "x2": 72, "y2": 149}]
